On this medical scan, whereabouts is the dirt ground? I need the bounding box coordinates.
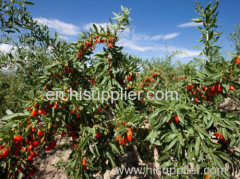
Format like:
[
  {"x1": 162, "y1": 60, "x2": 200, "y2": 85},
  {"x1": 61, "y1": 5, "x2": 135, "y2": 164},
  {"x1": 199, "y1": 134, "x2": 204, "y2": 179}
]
[{"x1": 35, "y1": 141, "x2": 147, "y2": 179}]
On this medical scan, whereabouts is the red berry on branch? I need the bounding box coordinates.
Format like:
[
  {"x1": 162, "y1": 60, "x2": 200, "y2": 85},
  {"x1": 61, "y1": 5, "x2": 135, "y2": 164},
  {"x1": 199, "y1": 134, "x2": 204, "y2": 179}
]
[
  {"x1": 96, "y1": 133, "x2": 101, "y2": 138},
  {"x1": 61, "y1": 131, "x2": 65, "y2": 137},
  {"x1": 120, "y1": 138, "x2": 126, "y2": 146},
  {"x1": 127, "y1": 75, "x2": 131, "y2": 81},
  {"x1": 127, "y1": 134, "x2": 132, "y2": 142},
  {"x1": 195, "y1": 98, "x2": 199, "y2": 103},
  {"x1": 174, "y1": 115, "x2": 179, "y2": 123},
  {"x1": 82, "y1": 158, "x2": 86, "y2": 166},
  {"x1": 205, "y1": 174, "x2": 209, "y2": 179},
  {"x1": 229, "y1": 85, "x2": 235, "y2": 91},
  {"x1": 53, "y1": 102, "x2": 58, "y2": 109},
  {"x1": 2, "y1": 148, "x2": 10, "y2": 157},
  {"x1": 32, "y1": 141, "x2": 39, "y2": 148},
  {"x1": 31, "y1": 109, "x2": 37, "y2": 117},
  {"x1": 220, "y1": 134, "x2": 227, "y2": 142},
  {"x1": 37, "y1": 130, "x2": 44, "y2": 137},
  {"x1": 13, "y1": 135, "x2": 22, "y2": 143},
  {"x1": 235, "y1": 56, "x2": 240, "y2": 64}
]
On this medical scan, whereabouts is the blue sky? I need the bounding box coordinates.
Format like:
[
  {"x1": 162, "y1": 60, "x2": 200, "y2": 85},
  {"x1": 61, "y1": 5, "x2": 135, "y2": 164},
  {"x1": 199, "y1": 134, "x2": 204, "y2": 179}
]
[{"x1": 28, "y1": 0, "x2": 239, "y2": 63}]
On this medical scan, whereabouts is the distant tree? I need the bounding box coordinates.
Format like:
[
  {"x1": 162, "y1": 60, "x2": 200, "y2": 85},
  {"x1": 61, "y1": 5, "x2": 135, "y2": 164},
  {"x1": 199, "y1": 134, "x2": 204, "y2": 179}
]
[{"x1": 229, "y1": 25, "x2": 240, "y2": 54}]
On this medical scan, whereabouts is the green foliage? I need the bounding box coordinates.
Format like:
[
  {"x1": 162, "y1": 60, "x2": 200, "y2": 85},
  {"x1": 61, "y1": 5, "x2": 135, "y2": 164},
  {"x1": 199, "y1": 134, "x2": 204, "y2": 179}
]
[
  {"x1": 0, "y1": 0, "x2": 34, "y2": 34},
  {"x1": 229, "y1": 25, "x2": 240, "y2": 53},
  {"x1": 0, "y1": 72, "x2": 28, "y2": 117},
  {"x1": 193, "y1": 0, "x2": 222, "y2": 62}
]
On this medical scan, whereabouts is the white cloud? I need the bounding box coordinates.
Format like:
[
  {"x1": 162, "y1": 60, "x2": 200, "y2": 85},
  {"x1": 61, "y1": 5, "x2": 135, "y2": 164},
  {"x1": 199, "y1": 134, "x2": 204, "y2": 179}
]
[
  {"x1": 118, "y1": 40, "x2": 152, "y2": 52},
  {"x1": 176, "y1": 50, "x2": 200, "y2": 58},
  {"x1": 118, "y1": 36, "x2": 200, "y2": 58},
  {"x1": 167, "y1": 46, "x2": 200, "y2": 58},
  {"x1": 120, "y1": 28, "x2": 131, "y2": 37},
  {"x1": 131, "y1": 32, "x2": 179, "y2": 41},
  {"x1": 83, "y1": 22, "x2": 110, "y2": 31},
  {"x1": 0, "y1": 44, "x2": 13, "y2": 54},
  {"x1": 132, "y1": 34, "x2": 161, "y2": 41},
  {"x1": 163, "y1": 33, "x2": 180, "y2": 40},
  {"x1": 34, "y1": 17, "x2": 80, "y2": 35},
  {"x1": 117, "y1": 30, "x2": 181, "y2": 53},
  {"x1": 150, "y1": 35, "x2": 164, "y2": 40},
  {"x1": 178, "y1": 22, "x2": 203, "y2": 28}
]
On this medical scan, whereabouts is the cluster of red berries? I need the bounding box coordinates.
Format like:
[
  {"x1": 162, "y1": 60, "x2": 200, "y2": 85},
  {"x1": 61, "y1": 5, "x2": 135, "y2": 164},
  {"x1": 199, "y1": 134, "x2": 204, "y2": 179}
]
[
  {"x1": 28, "y1": 102, "x2": 59, "y2": 118},
  {"x1": 0, "y1": 129, "x2": 43, "y2": 177},
  {"x1": 186, "y1": 82, "x2": 235, "y2": 103},
  {"x1": 77, "y1": 33, "x2": 116, "y2": 61},
  {"x1": 115, "y1": 124, "x2": 133, "y2": 146},
  {"x1": 215, "y1": 132, "x2": 229, "y2": 143},
  {"x1": 167, "y1": 115, "x2": 179, "y2": 124}
]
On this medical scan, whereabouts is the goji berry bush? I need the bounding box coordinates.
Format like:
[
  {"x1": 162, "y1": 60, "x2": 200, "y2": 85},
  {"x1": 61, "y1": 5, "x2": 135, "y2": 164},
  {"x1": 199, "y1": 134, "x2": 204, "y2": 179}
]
[{"x1": 0, "y1": 0, "x2": 240, "y2": 179}]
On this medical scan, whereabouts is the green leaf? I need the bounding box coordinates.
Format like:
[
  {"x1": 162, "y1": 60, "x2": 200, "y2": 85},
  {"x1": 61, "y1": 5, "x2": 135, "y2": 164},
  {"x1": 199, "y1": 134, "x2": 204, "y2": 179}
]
[
  {"x1": 213, "y1": 151, "x2": 232, "y2": 164},
  {"x1": 76, "y1": 136, "x2": 90, "y2": 151},
  {"x1": 164, "y1": 138, "x2": 177, "y2": 151},
  {"x1": 18, "y1": 172, "x2": 23, "y2": 179},
  {"x1": 212, "y1": 0, "x2": 219, "y2": 14},
  {"x1": 195, "y1": 137, "x2": 200, "y2": 156},
  {"x1": 176, "y1": 111, "x2": 184, "y2": 125},
  {"x1": 150, "y1": 130, "x2": 158, "y2": 144},
  {"x1": 5, "y1": 30, "x2": 15, "y2": 33},
  {"x1": 148, "y1": 109, "x2": 161, "y2": 119},
  {"x1": 24, "y1": 1, "x2": 34, "y2": 5},
  {"x1": 206, "y1": 117, "x2": 214, "y2": 129},
  {"x1": 192, "y1": 18, "x2": 203, "y2": 23},
  {"x1": 164, "y1": 133, "x2": 177, "y2": 143},
  {"x1": 158, "y1": 155, "x2": 170, "y2": 162},
  {"x1": 159, "y1": 161, "x2": 174, "y2": 168},
  {"x1": 84, "y1": 173, "x2": 90, "y2": 179},
  {"x1": 196, "y1": 126, "x2": 209, "y2": 138},
  {"x1": 222, "y1": 128, "x2": 227, "y2": 140},
  {"x1": 6, "y1": 110, "x2": 13, "y2": 115},
  {"x1": 193, "y1": 46, "x2": 203, "y2": 49},
  {"x1": 94, "y1": 143, "x2": 100, "y2": 156},
  {"x1": 110, "y1": 143, "x2": 120, "y2": 154},
  {"x1": 187, "y1": 143, "x2": 193, "y2": 162},
  {"x1": 71, "y1": 158, "x2": 78, "y2": 168},
  {"x1": 93, "y1": 24, "x2": 98, "y2": 33},
  {"x1": 89, "y1": 144, "x2": 96, "y2": 155},
  {"x1": 106, "y1": 152, "x2": 116, "y2": 167}
]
